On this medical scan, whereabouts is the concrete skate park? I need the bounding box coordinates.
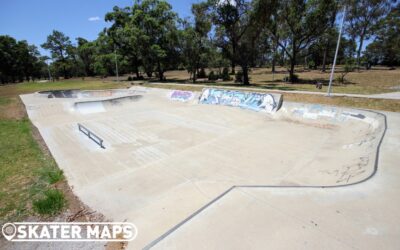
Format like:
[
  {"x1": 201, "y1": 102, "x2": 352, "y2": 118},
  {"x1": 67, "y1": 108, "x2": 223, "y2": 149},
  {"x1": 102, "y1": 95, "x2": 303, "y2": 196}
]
[{"x1": 20, "y1": 86, "x2": 400, "y2": 249}]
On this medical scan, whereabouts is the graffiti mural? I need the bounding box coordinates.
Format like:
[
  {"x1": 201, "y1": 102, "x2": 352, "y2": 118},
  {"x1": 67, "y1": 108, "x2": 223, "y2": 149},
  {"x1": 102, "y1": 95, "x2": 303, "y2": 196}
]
[
  {"x1": 169, "y1": 90, "x2": 195, "y2": 102},
  {"x1": 199, "y1": 88, "x2": 281, "y2": 113}
]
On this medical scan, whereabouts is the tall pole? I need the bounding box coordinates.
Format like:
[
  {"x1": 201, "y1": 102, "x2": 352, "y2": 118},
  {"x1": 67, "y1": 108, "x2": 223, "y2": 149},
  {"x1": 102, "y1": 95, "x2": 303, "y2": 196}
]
[
  {"x1": 327, "y1": 6, "x2": 347, "y2": 97},
  {"x1": 114, "y1": 45, "x2": 119, "y2": 82}
]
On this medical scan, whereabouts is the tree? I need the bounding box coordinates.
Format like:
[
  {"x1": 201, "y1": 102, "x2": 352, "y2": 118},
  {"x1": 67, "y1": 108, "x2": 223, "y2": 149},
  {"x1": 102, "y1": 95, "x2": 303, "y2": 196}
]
[
  {"x1": 320, "y1": 3, "x2": 339, "y2": 72},
  {"x1": 0, "y1": 35, "x2": 45, "y2": 84},
  {"x1": 346, "y1": 0, "x2": 392, "y2": 69},
  {"x1": 180, "y1": 2, "x2": 212, "y2": 82},
  {"x1": 265, "y1": 0, "x2": 336, "y2": 82},
  {"x1": 130, "y1": 0, "x2": 180, "y2": 81},
  {"x1": 210, "y1": 0, "x2": 275, "y2": 85},
  {"x1": 41, "y1": 30, "x2": 73, "y2": 79},
  {"x1": 105, "y1": 6, "x2": 142, "y2": 78},
  {"x1": 364, "y1": 3, "x2": 400, "y2": 66},
  {"x1": 76, "y1": 38, "x2": 96, "y2": 76}
]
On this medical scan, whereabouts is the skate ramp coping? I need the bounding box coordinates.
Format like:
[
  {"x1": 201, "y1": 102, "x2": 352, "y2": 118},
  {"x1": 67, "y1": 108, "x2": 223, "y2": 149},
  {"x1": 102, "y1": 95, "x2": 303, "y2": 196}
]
[
  {"x1": 39, "y1": 89, "x2": 137, "y2": 99},
  {"x1": 73, "y1": 95, "x2": 143, "y2": 114}
]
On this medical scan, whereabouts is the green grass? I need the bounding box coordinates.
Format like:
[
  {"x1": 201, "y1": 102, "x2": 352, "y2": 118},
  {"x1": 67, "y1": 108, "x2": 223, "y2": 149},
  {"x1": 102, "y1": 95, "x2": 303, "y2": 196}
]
[
  {"x1": 39, "y1": 168, "x2": 64, "y2": 184},
  {"x1": 33, "y1": 189, "x2": 66, "y2": 216},
  {"x1": 0, "y1": 96, "x2": 11, "y2": 105},
  {"x1": 0, "y1": 118, "x2": 65, "y2": 222},
  {"x1": 15, "y1": 79, "x2": 129, "y2": 93}
]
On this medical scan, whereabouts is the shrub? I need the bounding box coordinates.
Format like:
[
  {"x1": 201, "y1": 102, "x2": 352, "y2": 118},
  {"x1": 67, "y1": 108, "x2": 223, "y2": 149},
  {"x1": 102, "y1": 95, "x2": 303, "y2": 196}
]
[
  {"x1": 284, "y1": 74, "x2": 299, "y2": 83},
  {"x1": 235, "y1": 71, "x2": 243, "y2": 83},
  {"x1": 208, "y1": 71, "x2": 218, "y2": 81},
  {"x1": 221, "y1": 67, "x2": 231, "y2": 81},
  {"x1": 127, "y1": 76, "x2": 133, "y2": 81},
  {"x1": 337, "y1": 61, "x2": 355, "y2": 84},
  {"x1": 41, "y1": 168, "x2": 64, "y2": 184},
  {"x1": 33, "y1": 189, "x2": 66, "y2": 216},
  {"x1": 308, "y1": 60, "x2": 316, "y2": 69},
  {"x1": 198, "y1": 68, "x2": 207, "y2": 78}
]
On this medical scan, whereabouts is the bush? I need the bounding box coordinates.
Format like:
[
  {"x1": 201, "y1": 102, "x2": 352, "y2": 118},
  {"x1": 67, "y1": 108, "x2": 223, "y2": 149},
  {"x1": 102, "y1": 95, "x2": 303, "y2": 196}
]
[
  {"x1": 284, "y1": 74, "x2": 299, "y2": 83},
  {"x1": 235, "y1": 71, "x2": 243, "y2": 83},
  {"x1": 337, "y1": 61, "x2": 355, "y2": 84},
  {"x1": 208, "y1": 71, "x2": 219, "y2": 81},
  {"x1": 128, "y1": 76, "x2": 144, "y2": 81},
  {"x1": 41, "y1": 168, "x2": 64, "y2": 184},
  {"x1": 308, "y1": 60, "x2": 316, "y2": 69},
  {"x1": 198, "y1": 68, "x2": 207, "y2": 78},
  {"x1": 33, "y1": 189, "x2": 66, "y2": 216},
  {"x1": 221, "y1": 67, "x2": 231, "y2": 81}
]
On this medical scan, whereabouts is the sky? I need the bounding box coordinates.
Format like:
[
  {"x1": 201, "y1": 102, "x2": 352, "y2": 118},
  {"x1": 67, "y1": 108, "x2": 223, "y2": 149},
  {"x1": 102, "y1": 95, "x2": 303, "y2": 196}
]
[
  {"x1": 0, "y1": 0, "x2": 373, "y2": 57},
  {"x1": 0, "y1": 0, "x2": 198, "y2": 55}
]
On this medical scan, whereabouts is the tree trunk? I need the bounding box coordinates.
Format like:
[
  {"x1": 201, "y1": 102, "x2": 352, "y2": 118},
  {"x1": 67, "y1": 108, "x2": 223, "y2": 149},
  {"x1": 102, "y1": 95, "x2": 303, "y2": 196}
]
[
  {"x1": 242, "y1": 65, "x2": 249, "y2": 85},
  {"x1": 135, "y1": 67, "x2": 140, "y2": 78},
  {"x1": 356, "y1": 33, "x2": 365, "y2": 71},
  {"x1": 231, "y1": 40, "x2": 236, "y2": 74},
  {"x1": 272, "y1": 57, "x2": 276, "y2": 73},
  {"x1": 321, "y1": 46, "x2": 328, "y2": 72},
  {"x1": 157, "y1": 61, "x2": 164, "y2": 81},
  {"x1": 289, "y1": 40, "x2": 297, "y2": 83},
  {"x1": 192, "y1": 67, "x2": 197, "y2": 83},
  {"x1": 63, "y1": 65, "x2": 68, "y2": 79},
  {"x1": 272, "y1": 42, "x2": 277, "y2": 73}
]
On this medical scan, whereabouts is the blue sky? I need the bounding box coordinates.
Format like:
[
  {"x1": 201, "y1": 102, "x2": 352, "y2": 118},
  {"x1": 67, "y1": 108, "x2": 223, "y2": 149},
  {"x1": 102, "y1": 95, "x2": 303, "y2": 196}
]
[{"x1": 0, "y1": 0, "x2": 198, "y2": 55}]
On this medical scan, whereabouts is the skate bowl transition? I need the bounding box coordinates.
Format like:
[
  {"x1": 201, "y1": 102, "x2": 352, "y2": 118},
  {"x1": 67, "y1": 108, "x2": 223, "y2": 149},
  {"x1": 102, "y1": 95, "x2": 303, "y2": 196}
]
[{"x1": 20, "y1": 87, "x2": 388, "y2": 249}]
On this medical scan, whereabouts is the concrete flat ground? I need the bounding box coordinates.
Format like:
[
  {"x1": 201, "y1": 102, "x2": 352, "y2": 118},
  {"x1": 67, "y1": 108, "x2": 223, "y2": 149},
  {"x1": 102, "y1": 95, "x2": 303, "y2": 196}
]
[{"x1": 20, "y1": 87, "x2": 397, "y2": 249}]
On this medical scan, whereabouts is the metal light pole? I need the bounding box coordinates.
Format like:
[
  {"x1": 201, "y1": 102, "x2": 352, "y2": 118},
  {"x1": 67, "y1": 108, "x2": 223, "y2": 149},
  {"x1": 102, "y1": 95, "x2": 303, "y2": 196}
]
[
  {"x1": 327, "y1": 6, "x2": 347, "y2": 97},
  {"x1": 114, "y1": 45, "x2": 119, "y2": 82}
]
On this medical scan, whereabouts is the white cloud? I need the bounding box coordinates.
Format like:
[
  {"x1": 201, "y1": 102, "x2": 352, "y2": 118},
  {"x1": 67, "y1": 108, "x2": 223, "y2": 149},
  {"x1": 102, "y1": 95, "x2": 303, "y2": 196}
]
[{"x1": 88, "y1": 16, "x2": 100, "y2": 22}]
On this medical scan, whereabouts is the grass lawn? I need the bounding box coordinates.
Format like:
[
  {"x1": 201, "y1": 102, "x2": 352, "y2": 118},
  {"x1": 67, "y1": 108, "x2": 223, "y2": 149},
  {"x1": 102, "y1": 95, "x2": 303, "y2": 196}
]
[
  {"x1": 0, "y1": 116, "x2": 63, "y2": 222},
  {"x1": 164, "y1": 66, "x2": 400, "y2": 95}
]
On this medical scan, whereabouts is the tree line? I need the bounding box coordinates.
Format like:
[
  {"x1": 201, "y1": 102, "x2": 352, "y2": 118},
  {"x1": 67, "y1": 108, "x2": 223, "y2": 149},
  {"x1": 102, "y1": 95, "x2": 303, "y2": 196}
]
[{"x1": 1, "y1": 0, "x2": 399, "y2": 85}]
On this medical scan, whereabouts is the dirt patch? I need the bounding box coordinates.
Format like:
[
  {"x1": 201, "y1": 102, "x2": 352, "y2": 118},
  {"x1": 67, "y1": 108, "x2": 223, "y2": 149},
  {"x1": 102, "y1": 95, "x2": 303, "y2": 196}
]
[{"x1": 0, "y1": 97, "x2": 27, "y2": 120}]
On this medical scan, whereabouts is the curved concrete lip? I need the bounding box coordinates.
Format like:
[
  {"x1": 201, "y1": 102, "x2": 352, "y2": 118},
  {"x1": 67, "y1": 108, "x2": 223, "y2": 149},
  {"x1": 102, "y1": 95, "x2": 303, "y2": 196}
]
[{"x1": 19, "y1": 87, "x2": 396, "y2": 250}]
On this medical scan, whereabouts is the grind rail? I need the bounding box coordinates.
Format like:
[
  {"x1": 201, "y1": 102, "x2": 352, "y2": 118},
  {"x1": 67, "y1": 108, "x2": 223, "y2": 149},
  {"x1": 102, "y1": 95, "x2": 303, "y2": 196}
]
[{"x1": 78, "y1": 123, "x2": 105, "y2": 149}]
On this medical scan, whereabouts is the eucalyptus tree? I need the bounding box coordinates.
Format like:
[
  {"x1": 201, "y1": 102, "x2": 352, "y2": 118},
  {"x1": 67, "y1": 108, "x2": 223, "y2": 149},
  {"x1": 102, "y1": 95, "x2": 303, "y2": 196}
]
[
  {"x1": 346, "y1": 0, "x2": 393, "y2": 69},
  {"x1": 76, "y1": 38, "x2": 96, "y2": 76},
  {"x1": 264, "y1": 0, "x2": 336, "y2": 82},
  {"x1": 130, "y1": 0, "x2": 180, "y2": 81},
  {"x1": 0, "y1": 35, "x2": 45, "y2": 83},
  {"x1": 180, "y1": 2, "x2": 212, "y2": 82},
  {"x1": 41, "y1": 30, "x2": 73, "y2": 79},
  {"x1": 105, "y1": 6, "x2": 142, "y2": 77},
  {"x1": 364, "y1": 2, "x2": 400, "y2": 66},
  {"x1": 209, "y1": 0, "x2": 276, "y2": 85}
]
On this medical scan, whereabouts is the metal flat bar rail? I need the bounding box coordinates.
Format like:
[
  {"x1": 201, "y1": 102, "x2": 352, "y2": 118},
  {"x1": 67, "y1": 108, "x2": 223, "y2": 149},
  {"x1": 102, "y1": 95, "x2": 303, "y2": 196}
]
[{"x1": 77, "y1": 123, "x2": 105, "y2": 149}]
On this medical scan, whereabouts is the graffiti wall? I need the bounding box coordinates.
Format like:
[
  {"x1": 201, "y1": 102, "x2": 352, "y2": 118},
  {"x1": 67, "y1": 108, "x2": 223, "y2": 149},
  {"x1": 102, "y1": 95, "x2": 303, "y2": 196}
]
[
  {"x1": 199, "y1": 88, "x2": 282, "y2": 113},
  {"x1": 169, "y1": 90, "x2": 195, "y2": 102}
]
